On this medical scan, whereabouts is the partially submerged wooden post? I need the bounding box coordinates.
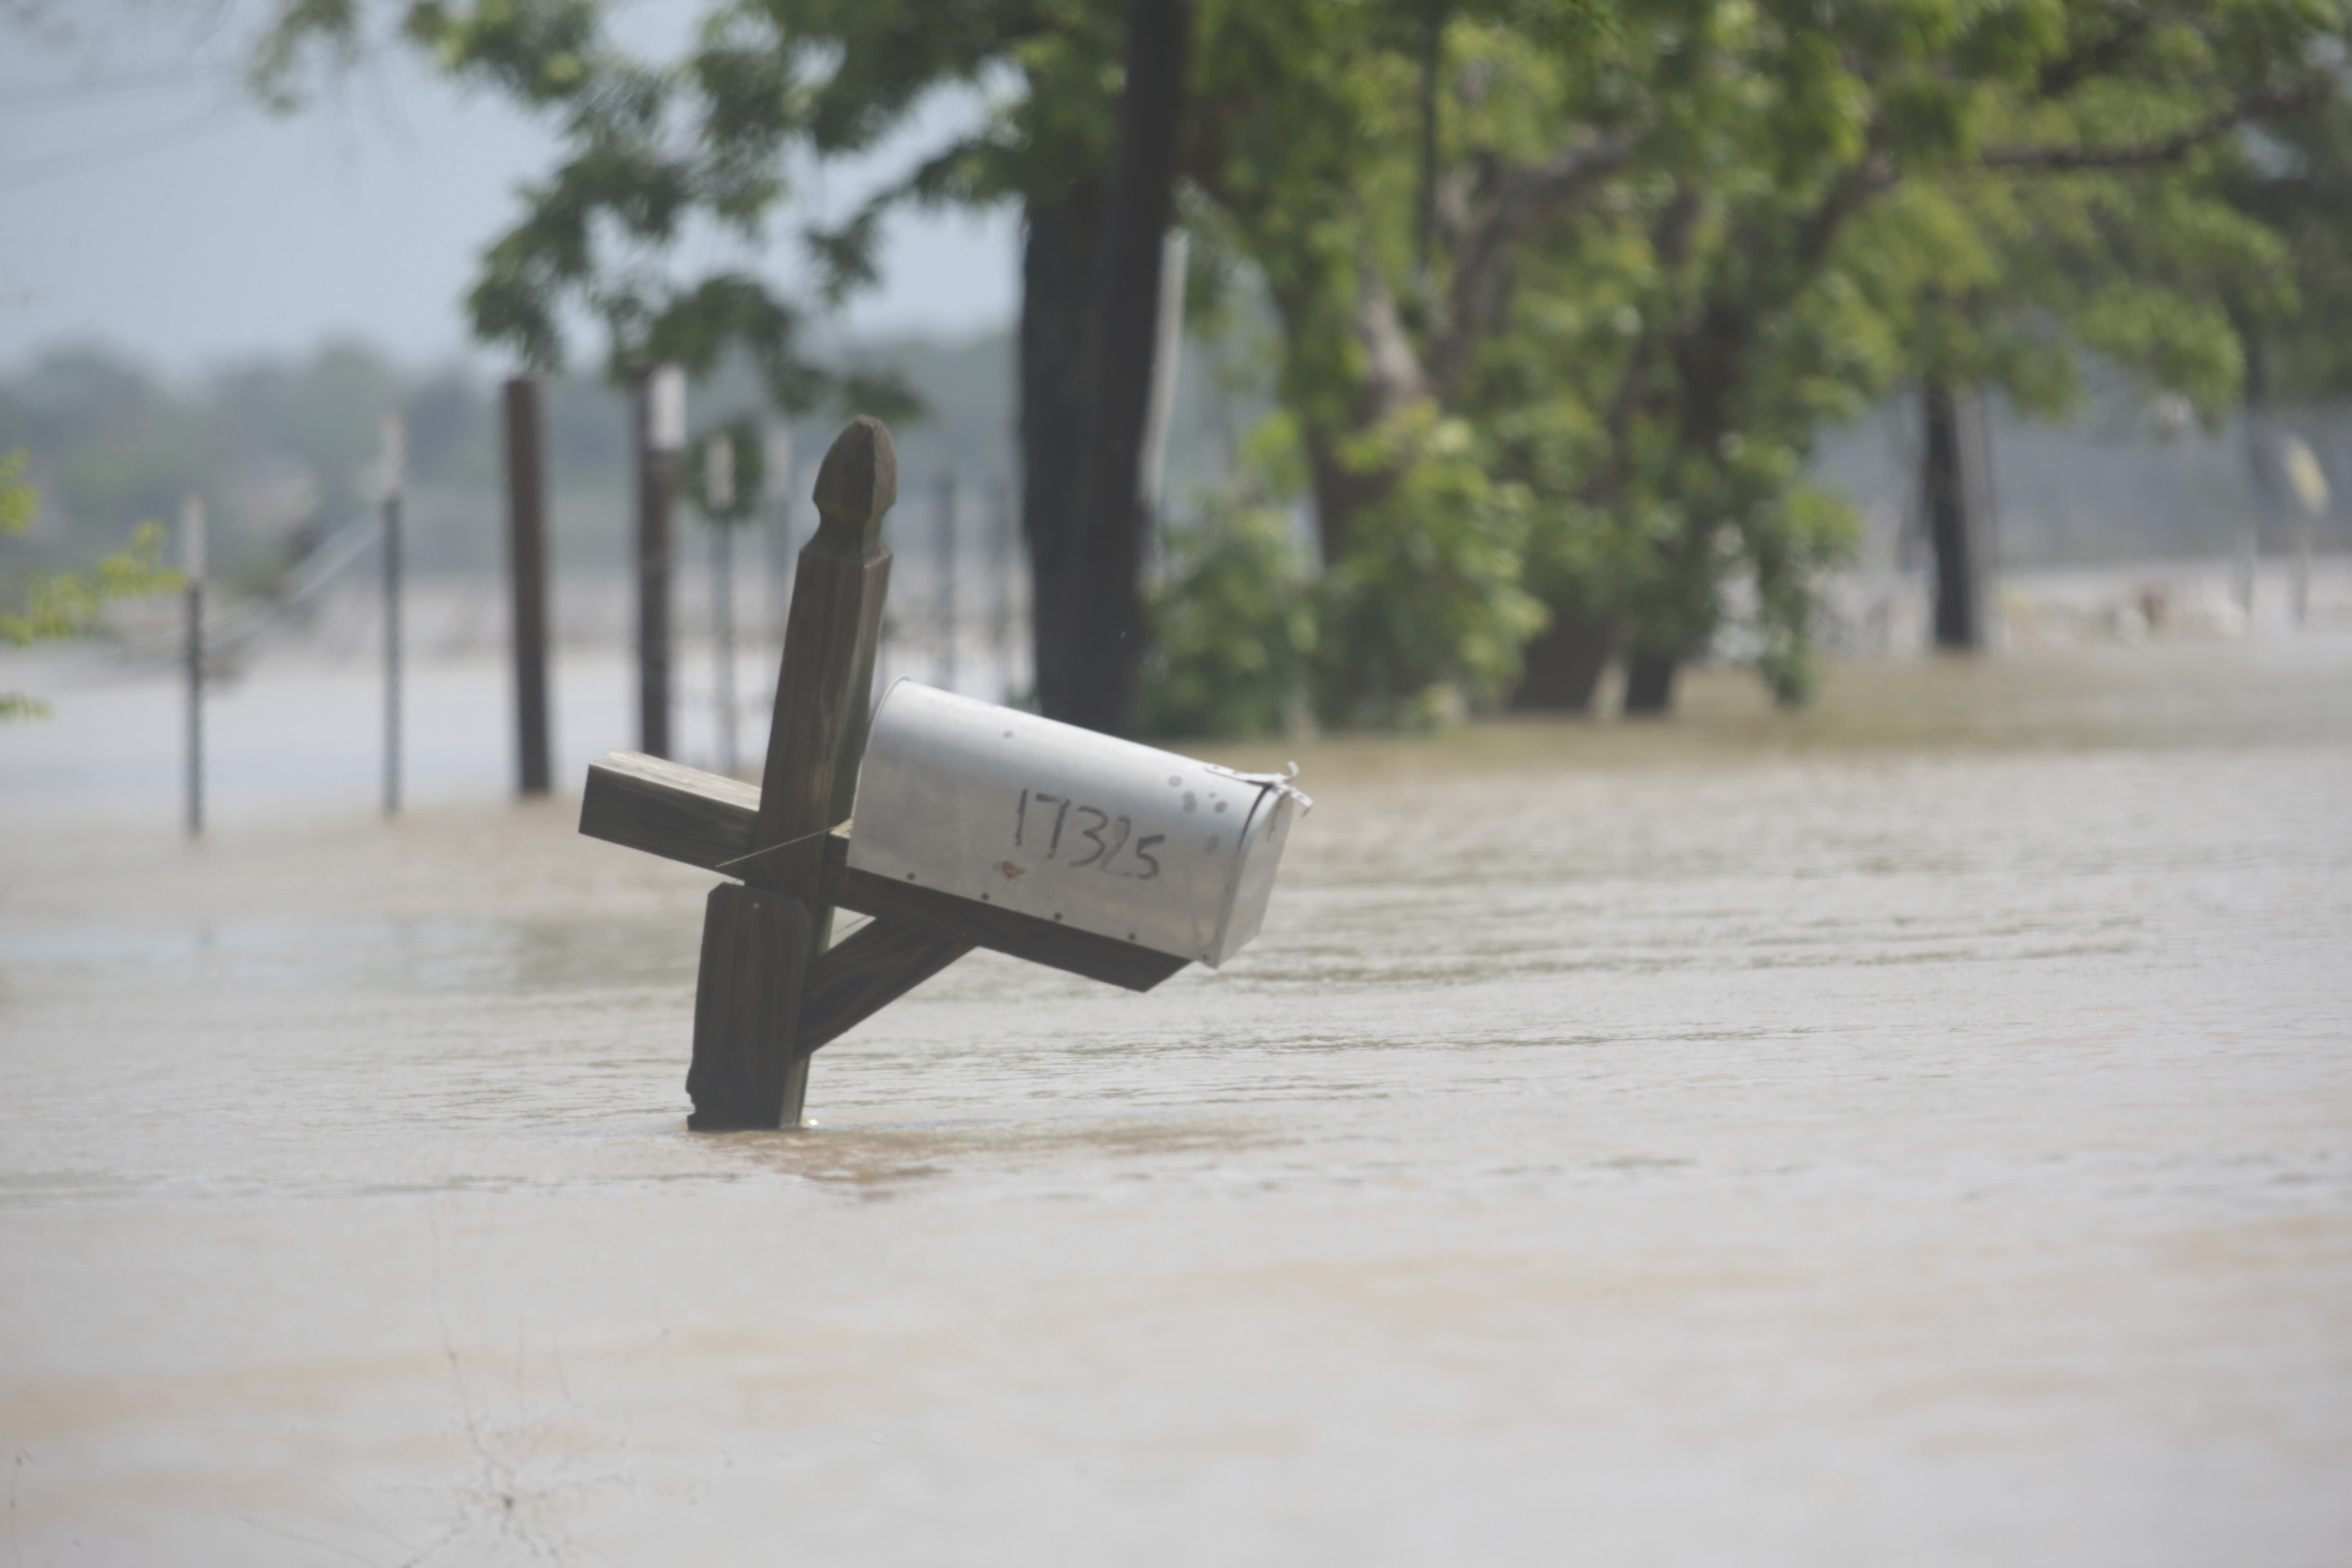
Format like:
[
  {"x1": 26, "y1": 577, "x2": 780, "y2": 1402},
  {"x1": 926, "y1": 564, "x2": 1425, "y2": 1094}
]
[
  {"x1": 504, "y1": 377, "x2": 553, "y2": 797},
  {"x1": 688, "y1": 415, "x2": 904, "y2": 1127},
  {"x1": 580, "y1": 416, "x2": 1305, "y2": 1130}
]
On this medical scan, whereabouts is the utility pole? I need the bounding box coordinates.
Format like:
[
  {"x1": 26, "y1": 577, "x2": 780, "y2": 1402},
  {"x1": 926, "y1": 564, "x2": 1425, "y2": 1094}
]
[
  {"x1": 381, "y1": 414, "x2": 405, "y2": 814},
  {"x1": 503, "y1": 377, "x2": 553, "y2": 795},
  {"x1": 180, "y1": 495, "x2": 205, "y2": 837},
  {"x1": 635, "y1": 364, "x2": 686, "y2": 757}
]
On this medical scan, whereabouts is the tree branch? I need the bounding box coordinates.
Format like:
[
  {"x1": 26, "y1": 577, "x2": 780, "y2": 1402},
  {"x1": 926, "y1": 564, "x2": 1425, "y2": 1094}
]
[
  {"x1": 1429, "y1": 133, "x2": 1633, "y2": 400},
  {"x1": 1599, "y1": 190, "x2": 1698, "y2": 461},
  {"x1": 2031, "y1": 4, "x2": 2154, "y2": 102},
  {"x1": 1982, "y1": 82, "x2": 2325, "y2": 172},
  {"x1": 1352, "y1": 249, "x2": 1431, "y2": 420}
]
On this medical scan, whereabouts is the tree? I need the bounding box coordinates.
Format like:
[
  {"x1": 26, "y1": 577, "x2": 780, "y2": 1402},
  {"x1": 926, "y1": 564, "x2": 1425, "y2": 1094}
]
[
  {"x1": 0, "y1": 450, "x2": 181, "y2": 719},
  {"x1": 2207, "y1": 75, "x2": 2352, "y2": 586},
  {"x1": 258, "y1": 0, "x2": 2352, "y2": 735},
  {"x1": 257, "y1": 0, "x2": 1564, "y2": 730},
  {"x1": 1421, "y1": 0, "x2": 2346, "y2": 708},
  {"x1": 255, "y1": 0, "x2": 1140, "y2": 722},
  {"x1": 1891, "y1": 2, "x2": 2338, "y2": 651}
]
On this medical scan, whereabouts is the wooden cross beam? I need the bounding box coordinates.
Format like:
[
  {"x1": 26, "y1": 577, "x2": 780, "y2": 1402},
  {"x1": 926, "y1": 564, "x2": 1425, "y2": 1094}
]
[{"x1": 577, "y1": 417, "x2": 1189, "y2": 1130}]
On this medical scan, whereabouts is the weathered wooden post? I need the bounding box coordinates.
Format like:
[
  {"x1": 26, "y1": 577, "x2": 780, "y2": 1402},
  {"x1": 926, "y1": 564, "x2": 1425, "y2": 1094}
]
[
  {"x1": 1924, "y1": 380, "x2": 1989, "y2": 652},
  {"x1": 686, "y1": 416, "x2": 898, "y2": 1127},
  {"x1": 578, "y1": 416, "x2": 1307, "y2": 1130},
  {"x1": 503, "y1": 377, "x2": 553, "y2": 797},
  {"x1": 764, "y1": 427, "x2": 797, "y2": 650}
]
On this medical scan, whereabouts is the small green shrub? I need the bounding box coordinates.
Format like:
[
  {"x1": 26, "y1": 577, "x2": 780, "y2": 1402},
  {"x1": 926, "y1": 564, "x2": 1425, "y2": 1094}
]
[{"x1": 1133, "y1": 492, "x2": 1316, "y2": 739}]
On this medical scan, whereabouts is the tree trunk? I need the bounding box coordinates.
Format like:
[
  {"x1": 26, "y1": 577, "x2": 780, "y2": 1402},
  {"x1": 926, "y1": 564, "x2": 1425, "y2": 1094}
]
[
  {"x1": 1303, "y1": 425, "x2": 1379, "y2": 568},
  {"x1": 1020, "y1": 182, "x2": 1103, "y2": 722},
  {"x1": 1066, "y1": 0, "x2": 1194, "y2": 736},
  {"x1": 1923, "y1": 378, "x2": 1988, "y2": 652},
  {"x1": 1621, "y1": 648, "x2": 1677, "y2": 715},
  {"x1": 1509, "y1": 612, "x2": 1614, "y2": 712},
  {"x1": 1280, "y1": 258, "x2": 1428, "y2": 571}
]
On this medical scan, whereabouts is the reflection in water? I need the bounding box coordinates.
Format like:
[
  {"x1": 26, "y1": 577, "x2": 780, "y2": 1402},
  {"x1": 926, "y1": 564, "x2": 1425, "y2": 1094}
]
[{"x1": 2, "y1": 637, "x2": 2349, "y2": 1564}]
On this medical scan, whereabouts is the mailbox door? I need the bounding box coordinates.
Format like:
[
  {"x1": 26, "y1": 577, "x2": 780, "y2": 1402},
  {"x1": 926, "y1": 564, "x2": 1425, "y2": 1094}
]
[
  {"x1": 1207, "y1": 782, "x2": 1297, "y2": 966},
  {"x1": 847, "y1": 682, "x2": 1282, "y2": 965}
]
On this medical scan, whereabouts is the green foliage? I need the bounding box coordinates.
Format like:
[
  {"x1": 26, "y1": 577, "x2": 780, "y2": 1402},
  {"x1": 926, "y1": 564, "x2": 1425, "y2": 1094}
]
[
  {"x1": 2214, "y1": 82, "x2": 2352, "y2": 399},
  {"x1": 252, "y1": 0, "x2": 2352, "y2": 726},
  {"x1": 1310, "y1": 405, "x2": 1544, "y2": 728},
  {"x1": 1133, "y1": 490, "x2": 1315, "y2": 739},
  {"x1": 1136, "y1": 402, "x2": 1546, "y2": 735},
  {"x1": 1746, "y1": 485, "x2": 1863, "y2": 707},
  {"x1": 1202, "y1": 0, "x2": 2350, "y2": 714},
  {"x1": 256, "y1": 0, "x2": 927, "y2": 416},
  {"x1": 0, "y1": 451, "x2": 183, "y2": 721}
]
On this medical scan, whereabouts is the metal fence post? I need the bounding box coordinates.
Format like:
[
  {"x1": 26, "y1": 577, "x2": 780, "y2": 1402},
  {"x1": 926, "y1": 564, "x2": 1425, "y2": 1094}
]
[
  {"x1": 634, "y1": 365, "x2": 686, "y2": 758},
  {"x1": 381, "y1": 414, "x2": 405, "y2": 814},
  {"x1": 181, "y1": 495, "x2": 205, "y2": 837}
]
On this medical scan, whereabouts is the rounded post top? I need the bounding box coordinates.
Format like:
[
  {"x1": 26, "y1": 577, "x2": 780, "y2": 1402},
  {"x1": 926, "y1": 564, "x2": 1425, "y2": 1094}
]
[{"x1": 811, "y1": 416, "x2": 898, "y2": 551}]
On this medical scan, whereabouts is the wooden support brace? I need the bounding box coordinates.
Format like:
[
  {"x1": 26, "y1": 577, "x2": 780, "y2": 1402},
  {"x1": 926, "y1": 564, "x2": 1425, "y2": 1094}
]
[
  {"x1": 579, "y1": 750, "x2": 759, "y2": 872},
  {"x1": 826, "y1": 855, "x2": 1186, "y2": 992},
  {"x1": 798, "y1": 916, "x2": 975, "y2": 1057}
]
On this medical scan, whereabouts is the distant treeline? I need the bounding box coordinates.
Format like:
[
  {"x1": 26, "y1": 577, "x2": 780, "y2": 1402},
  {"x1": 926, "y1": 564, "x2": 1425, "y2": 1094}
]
[
  {"x1": 0, "y1": 329, "x2": 1258, "y2": 592},
  {"x1": 0, "y1": 342, "x2": 621, "y2": 585}
]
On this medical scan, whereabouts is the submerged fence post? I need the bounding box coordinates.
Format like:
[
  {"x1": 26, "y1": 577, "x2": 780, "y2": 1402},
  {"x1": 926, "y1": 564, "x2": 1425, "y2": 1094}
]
[
  {"x1": 381, "y1": 414, "x2": 405, "y2": 815},
  {"x1": 503, "y1": 377, "x2": 553, "y2": 797},
  {"x1": 180, "y1": 495, "x2": 205, "y2": 837},
  {"x1": 634, "y1": 365, "x2": 686, "y2": 759}
]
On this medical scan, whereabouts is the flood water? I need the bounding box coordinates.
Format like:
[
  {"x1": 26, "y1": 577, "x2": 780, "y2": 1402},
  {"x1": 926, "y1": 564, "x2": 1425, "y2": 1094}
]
[{"x1": 3, "y1": 637, "x2": 2350, "y2": 1565}]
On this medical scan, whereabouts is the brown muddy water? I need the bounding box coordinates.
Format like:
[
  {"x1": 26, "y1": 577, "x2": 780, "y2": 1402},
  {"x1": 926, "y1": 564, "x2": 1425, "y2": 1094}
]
[{"x1": 3, "y1": 638, "x2": 2350, "y2": 1566}]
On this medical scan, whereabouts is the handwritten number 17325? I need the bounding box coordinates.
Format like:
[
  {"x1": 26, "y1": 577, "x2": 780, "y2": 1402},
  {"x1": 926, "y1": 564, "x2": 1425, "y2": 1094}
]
[{"x1": 1016, "y1": 788, "x2": 1163, "y2": 880}]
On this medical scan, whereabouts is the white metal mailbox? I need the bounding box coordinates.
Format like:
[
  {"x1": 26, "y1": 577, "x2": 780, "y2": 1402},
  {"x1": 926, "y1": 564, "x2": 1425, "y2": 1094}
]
[{"x1": 848, "y1": 681, "x2": 1307, "y2": 967}]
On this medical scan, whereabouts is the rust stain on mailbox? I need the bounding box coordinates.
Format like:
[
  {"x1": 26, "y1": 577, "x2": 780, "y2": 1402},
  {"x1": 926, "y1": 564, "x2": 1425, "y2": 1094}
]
[{"x1": 848, "y1": 682, "x2": 1307, "y2": 967}]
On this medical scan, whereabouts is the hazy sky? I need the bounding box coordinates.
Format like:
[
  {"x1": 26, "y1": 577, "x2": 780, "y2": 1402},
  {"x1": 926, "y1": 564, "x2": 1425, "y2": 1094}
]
[{"x1": 0, "y1": 1, "x2": 1018, "y2": 377}]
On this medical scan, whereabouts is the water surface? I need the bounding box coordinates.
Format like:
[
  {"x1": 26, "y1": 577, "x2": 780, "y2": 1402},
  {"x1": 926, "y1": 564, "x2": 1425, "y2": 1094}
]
[{"x1": 3, "y1": 639, "x2": 2348, "y2": 1565}]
